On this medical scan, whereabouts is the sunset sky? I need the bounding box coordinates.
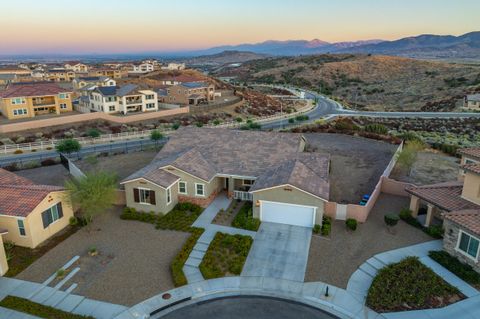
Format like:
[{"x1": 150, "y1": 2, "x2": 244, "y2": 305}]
[{"x1": 1, "y1": 0, "x2": 478, "y2": 54}]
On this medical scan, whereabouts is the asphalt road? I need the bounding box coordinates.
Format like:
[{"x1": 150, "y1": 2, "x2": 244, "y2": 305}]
[{"x1": 159, "y1": 296, "x2": 338, "y2": 319}]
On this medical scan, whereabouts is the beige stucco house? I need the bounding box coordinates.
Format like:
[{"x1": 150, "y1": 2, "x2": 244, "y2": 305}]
[
  {"x1": 0, "y1": 168, "x2": 74, "y2": 249},
  {"x1": 121, "y1": 127, "x2": 330, "y2": 228},
  {"x1": 406, "y1": 147, "x2": 480, "y2": 273},
  {"x1": 160, "y1": 82, "x2": 215, "y2": 106}
]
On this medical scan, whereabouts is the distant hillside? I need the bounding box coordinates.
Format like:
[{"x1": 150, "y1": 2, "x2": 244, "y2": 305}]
[
  {"x1": 214, "y1": 54, "x2": 480, "y2": 112},
  {"x1": 186, "y1": 50, "x2": 268, "y2": 65}
]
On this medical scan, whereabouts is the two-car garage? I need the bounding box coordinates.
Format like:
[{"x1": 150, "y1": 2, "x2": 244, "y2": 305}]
[{"x1": 259, "y1": 201, "x2": 316, "y2": 228}]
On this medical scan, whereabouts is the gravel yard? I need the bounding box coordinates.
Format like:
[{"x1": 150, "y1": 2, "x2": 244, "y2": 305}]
[
  {"x1": 304, "y1": 133, "x2": 397, "y2": 203},
  {"x1": 305, "y1": 194, "x2": 432, "y2": 288},
  {"x1": 14, "y1": 164, "x2": 70, "y2": 186},
  {"x1": 390, "y1": 150, "x2": 459, "y2": 185},
  {"x1": 16, "y1": 207, "x2": 189, "y2": 306},
  {"x1": 75, "y1": 150, "x2": 158, "y2": 181}
]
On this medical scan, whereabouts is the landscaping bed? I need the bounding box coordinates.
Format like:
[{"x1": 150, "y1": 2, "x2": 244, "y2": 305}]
[
  {"x1": 3, "y1": 225, "x2": 81, "y2": 277},
  {"x1": 212, "y1": 200, "x2": 244, "y2": 226},
  {"x1": 171, "y1": 227, "x2": 204, "y2": 287},
  {"x1": 0, "y1": 295, "x2": 94, "y2": 319},
  {"x1": 231, "y1": 202, "x2": 260, "y2": 231},
  {"x1": 429, "y1": 250, "x2": 480, "y2": 289},
  {"x1": 366, "y1": 257, "x2": 464, "y2": 312},
  {"x1": 399, "y1": 208, "x2": 444, "y2": 239},
  {"x1": 199, "y1": 232, "x2": 253, "y2": 279}
]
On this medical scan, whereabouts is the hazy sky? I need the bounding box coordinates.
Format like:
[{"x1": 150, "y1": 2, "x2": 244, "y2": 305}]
[{"x1": 1, "y1": 0, "x2": 479, "y2": 54}]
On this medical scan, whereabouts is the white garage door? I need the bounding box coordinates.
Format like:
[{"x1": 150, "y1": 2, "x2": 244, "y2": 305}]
[{"x1": 260, "y1": 201, "x2": 315, "y2": 228}]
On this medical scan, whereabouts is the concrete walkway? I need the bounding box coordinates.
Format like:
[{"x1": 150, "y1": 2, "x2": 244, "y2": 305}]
[
  {"x1": 347, "y1": 240, "x2": 480, "y2": 319},
  {"x1": 242, "y1": 222, "x2": 312, "y2": 282},
  {"x1": 184, "y1": 194, "x2": 256, "y2": 283},
  {"x1": 0, "y1": 277, "x2": 127, "y2": 319}
]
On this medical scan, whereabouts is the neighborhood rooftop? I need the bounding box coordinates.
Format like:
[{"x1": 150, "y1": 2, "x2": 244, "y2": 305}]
[
  {"x1": 0, "y1": 82, "x2": 71, "y2": 98},
  {"x1": 458, "y1": 147, "x2": 480, "y2": 160},
  {"x1": 444, "y1": 209, "x2": 480, "y2": 236}
]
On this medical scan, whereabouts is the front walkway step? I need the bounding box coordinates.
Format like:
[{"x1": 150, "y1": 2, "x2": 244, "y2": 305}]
[
  {"x1": 195, "y1": 242, "x2": 210, "y2": 252},
  {"x1": 185, "y1": 256, "x2": 202, "y2": 267},
  {"x1": 189, "y1": 249, "x2": 205, "y2": 259},
  {"x1": 183, "y1": 265, "x2": 204, "y2": 283},
  {"x1": 366, "y1": 256, "x2": 386, "y2": 270}
]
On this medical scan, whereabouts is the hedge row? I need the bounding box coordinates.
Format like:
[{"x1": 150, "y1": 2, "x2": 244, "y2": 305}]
[
  {"x1": 231, "y1": 202, "x2": 260, "y2": 231},
  {"x1": 171, "y1": 227, "x2": 204, "y2": 287},
  {"x1": 0, "y1": 296, "x2": 94, "y2": 319},
  {"x1": 429, "y1": 250, "x2": 480, "y2": 286}
]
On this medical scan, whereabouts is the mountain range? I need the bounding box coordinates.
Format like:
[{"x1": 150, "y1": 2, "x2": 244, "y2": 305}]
[{"x1": 192, "y1": 31, "x2": 480, "y2": 60}]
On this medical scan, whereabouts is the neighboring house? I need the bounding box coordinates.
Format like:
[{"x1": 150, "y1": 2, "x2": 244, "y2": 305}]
[
  {"x1": 459, "y1": 148, "x2": 480, "y2": 178},
  {"x1": 0, "y1": 67, "x2": 31, "y2": 76},
  {"x1": 0, "y1": 74, "x2": 17, "y2": 86},
  {"x1": 0, "y1": 82, "x2": 73, "y2": 120},
  {"x1": 64, "y1": 61, "x2": 89, "y2": 73},
  {"x1": 160, "y1": 82, "x2": 215, "y2": 105},
  {"x1": 88, "y1": 84, "x2": 158, "y2": 114},
  {"x1": 0, "y1": 168, "x2": 74, "y2": 249},
  {"x1": 44, "y1": 69, "x2": 76, "y2": 82},
  {"x1": 161, "y1": 63, "x2": 186, "y2": 71},
  {"x1": 129, "y1": 63, "x2": 154, "y2": 74},
  {"x1": 73, "y1": 76, "x2": 116, "y2": 90},
  {"x1": 121, "y1": 127, "x2": 330, "y2": 228},
  {"x1": 464, "y1": 94, "x2": 480, "y2": 111},
  {"x1": 0, "y1": 228, "x2": 8, "y2": 275},
  {"x1": 406, "y1": 147, "x2": 480, "y2": 272},
  {"x1": 89, "y1": 69, "x2": 124, "y2": 79},
  {"x1": 156, "y1": 74, "x2": 203, "y2": 86}
]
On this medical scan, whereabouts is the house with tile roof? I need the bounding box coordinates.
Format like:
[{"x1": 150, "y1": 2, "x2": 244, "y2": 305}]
[
  {"x1": 159, "y1": 82, "x2": 216, "y2": 106},
  {"x1": 88, "y1": 84, "x2": 158, "y2": 114},
  {"x1": 72, "y1": 76, "x2": 116, "y2": 90},
  {"x1": 0, "y1": 168, "x2": 74, "y2": 250},
  {"x1": 121, "y1": 127, "x2": 330, "y2": 228},
  {"x1": 64, "y1": 61, "x2": 89, "y2": 73},
  {"x1": 405, "y1": 147, "x2": 480, "y2": 272},
  {"x1": 0, "y1": 82, "x2": 73, "y2": 120}
]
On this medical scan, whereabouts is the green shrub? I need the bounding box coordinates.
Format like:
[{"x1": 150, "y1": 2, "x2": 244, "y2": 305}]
[
  {"x1": 69, "y1": 216, "x2": 78, "y2": 226},
  {"x1": 366, "y1": 257, "x2": 460, "y2": 312},
  {"x1": 213, "y1": 119, "x2": 221, "y2": 125},
  {"x1": 232, "y1": 203, "x2": 260, "y2": 231},
  {"x1": 235, "y1": 117, "x2": 243, "y2": 122},
  {"x1": 171, "y1": 227, "x2": 204, "y2": 286},
  {"x1": 313, "y1": 224, "x2": 321, "y2": 234},
  {"x1": 195, "y1": 122, "x2": 204, "y2": 127},
  {"x1": 295, "y1": 115, "x2": 309, "y2": 121},
  {"x1": 321, "y1": 216, "x2": 332, "y2": 236},
  {"x1": 14, "y1": 149, "x2": 23, "y2": 154},
  {"x1": 425, "y1": 225, "x2": 444, "y2": 238},
  {"x1": 398, "y1": 208, "x2": 443, "y2": 239},
  {"x1": 56, "y1": 139, "x2": 81, "y2": 154},
  {"x1": 384, "y1": 213, "x2": 400, "y2": 227},
  {"x1": 86, "y1": 128, "x2": 101, "y2": 138},
  {"x1": 0, "y1": 296, "x2": 94, "y2": 319},
  {"x1": 120, "y1": 207, "x2": 159, "y2": 224},
  {"x1": 150, "y1": 130, "x2": 164, "y2": 141},
  {"x1": 346, "y1": 218, "x2": 357, "y2": 231},
  {"x1": 364, "y1": 124, "x2": 388, "y2": 135},
  {"x1": 429, "y1": 250, "x2": 480, "y2": 286},
  {"x1": 171, "y1": 122, "x2": 180, "y2": 130},
  {"x1": 288, "y1": 118, "x2": 295, "y2": 123}
]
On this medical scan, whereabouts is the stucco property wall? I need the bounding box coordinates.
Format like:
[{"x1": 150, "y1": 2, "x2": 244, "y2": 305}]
[{"x1": 252, "y1": 186, "x2": 325, "y2": 224}]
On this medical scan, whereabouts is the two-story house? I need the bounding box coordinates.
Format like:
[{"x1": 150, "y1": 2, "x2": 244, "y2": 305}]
[
  {"x1": 406, "y1": 147, "x2": 480, "y2": 273},
  {"x1": 129, "y1": 63, "x2": 155, "y2": 74},
  {"x1": 44, "y1": 69, "x2": 76, "y2": 82},
  {"x1": 161, "y1": 63, "x2": 185, "y2": 71},
  {"x1": 159, "y1": 82, "x2": 215, "y2": 106},
  {"x1": 73, "y1": 76, "x2": 116, "y2": 90},
  {"x1": 88, "y1": 69, "x2": 124, "y2": 79},
  {"x1": 0, "y1": 82, "x2": 73, "y2": 120},
  {"x1": 464, "y1": 94, "x2": 480, "y2": 111},
  {"x1": 88, "y1": 84, "x2": 158, "y2": 114},
  {"x1": 64, "y1": 61, "x2": 89, "y2": 73}
]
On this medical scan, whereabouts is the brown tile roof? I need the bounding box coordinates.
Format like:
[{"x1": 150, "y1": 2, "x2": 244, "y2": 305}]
[
  {"x1": 463, "y1": 163, "x2": 480, "y2": 175},
  {"x1": 444, "y1": 209, "x2": 480, "y2": 236},
  {"x1": 459, "y1": 148, "x2": 480, "y2": 160},
  {"x1": 143, "y1": 168, "x2": 180, "y2": 188},
  {"x1": 157, "y1": 75, "x2": 203, "y2": 83},
  {"x1": 123, "y1": 127, "x2": 330, "y2": 200},
  {"x1": 0, "y1": 168, "x2": 64, "y2": 217},
  {"x1": 405, "y1": 181, "x2": 480, "y2": 212},
  {"x1": 0, "y1": 82, "x2": 70, "y2": 98}
]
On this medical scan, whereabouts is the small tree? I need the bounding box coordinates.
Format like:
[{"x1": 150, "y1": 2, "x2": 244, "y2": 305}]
[
  {"x1": 56, "y1": 139, "x2": 81, "y2": 154},
  {"x1": 64, "y1": 172, "x2": 118, "y2": 225},
  {"x1": 384, "y1": 213, "x2": 400, "y2": 233},
  {"x1": 86, "y1": 128, "x2": 101, "y2": 138},
  {"x1": 396, "y1": 140, "x2": 424, "y2": 176},
  {"x1": 150, "y1": 130, "x2": 164, "y2": 141}
]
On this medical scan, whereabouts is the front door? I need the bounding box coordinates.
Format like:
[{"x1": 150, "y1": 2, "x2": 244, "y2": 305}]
[{"x1": 224, "y1": 177, "x2": 229, "y2": 191}]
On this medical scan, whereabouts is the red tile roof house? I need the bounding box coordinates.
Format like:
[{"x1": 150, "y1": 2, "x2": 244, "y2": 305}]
[
  {"x1": 405, "y1": 147, "x2": 480, "y2": 272},
  {"x1": 121, "y1": 127, "x2": 330, "y2": 228},
  {"x1": 0, "y1": 169, "x2": 74, "y2": 251}
]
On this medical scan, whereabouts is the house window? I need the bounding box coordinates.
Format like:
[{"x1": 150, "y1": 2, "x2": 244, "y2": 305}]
[
  {"x1": 146, "y1": 103, "x2": 155, "y2": 109},
  {"x1": 195, "y1": 183, "x2": 205, "y2": 197},
  {"x1": 166, "y1": 187, "x2": 172, "y2": 205},
  {"x1": 133, "y1": 188, "x2": 156, "y2": 205},
  {"x1": 178, "y1": 181, "x2": 187, "y2": 194},
  {"x1": 243, "y1": 179, "x2": 254, "y2": 186},
  {"x1": 41, "y1": 203, "x2": 64, "y2": 229},
  {"x1": 11, "y1": 98, "x2": 25, "y2": 105},
  {"x1": 59, "y1": 93, "x2": 68, "y2": 99},
  {"x1": 457, "y1": 231, "x2": 480, "y2": 260},
  {"x1": 13, "y1": 108, "x2": 28, "y2": 116},
  {"x1": 17, "y1": 219, "x2": 26, "y2": 236},
  {"x1": 60, "y1": 103, "x2": 67, "y2": 109},
  {"x1": 109, "y1": 105, "x2": 116, "y2": 112}
]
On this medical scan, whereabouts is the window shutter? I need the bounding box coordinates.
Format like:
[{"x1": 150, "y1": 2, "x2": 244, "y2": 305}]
[
  {"x1": 41, "y1": 211, "x2": 49, "y2": 229},
  {"x1": 57, "y1": 203, "x2": 63, "y2": 218},
  {"x1": 133, "y1": 188, "x2": 140, "y2": 202},
  {"x1": 150, "y1": 190, "x2": 156, "y2": 205}
]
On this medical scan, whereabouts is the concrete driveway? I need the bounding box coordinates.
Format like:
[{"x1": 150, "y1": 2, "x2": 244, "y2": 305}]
[{"x1": 241, "y1": 222, "x2": 312, "y2": 282}]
